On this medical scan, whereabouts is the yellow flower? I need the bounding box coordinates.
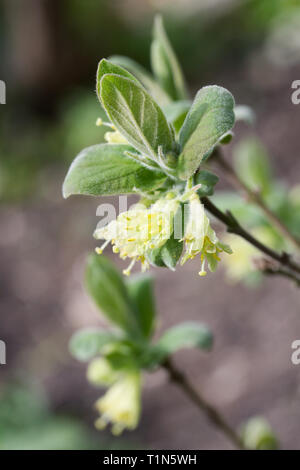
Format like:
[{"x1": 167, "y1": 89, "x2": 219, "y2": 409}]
[
  {"x1": 104, "y1": 130, "x2": 129, "y2": 145},
  {"x1": 87, "y1": 357, "x2": 119, "y2": 387},
  {"x1": 96, "y1": 117, "x2": 128, "y2": 144},
  {"x1": 95, "y1": 371, "x2": 141, "y2": 435},
  {"x1": 94, "y1": 196, "x2": 179, "y2": 275},
  {"x1": 181, "y1": 193, "x2": 232, "y2": 276}
]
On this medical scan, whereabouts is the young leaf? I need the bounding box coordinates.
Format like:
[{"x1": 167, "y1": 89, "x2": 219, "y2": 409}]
[
  {"x1": 96, "y1": 59, "x2": 139, "y2": 101},
  {"x1": 85, "y1": 254, "x2": 141, "y2": 337},
  {"x1": 69, "y1": 328, "x2": 118, "y2": 362},
  {"x1": 194, "y1": 170, "x2": 219, "y2": 197},
  {"x1": 163, "y1": 100, "x2": 191, "y2": 134},
  {"x1": 178, "y1": 85, "x2": 235, "y2": 180},
  {"x1": 156, "y1": 322, "x2": 213, "y2": 360},
  {"x1": 62, "y1": 143, "x2": 166, "y2": 198},
  {"x1": 151, "y1": 15, "x2": 188, "y2": 101},
  {"x1": 147, "y1": 205, "x2": 184, "y2": 269},
  {"x1": 147, "y1": 235, "x2": 183, "y2": 270},
  {"x1": 126, "y1": 274, "x2": 156, "y2": 339},
  {"x1": 100, "y1": 74, "x2": 174, "y2": 161},
  {"x1": 109, "y1": 55, "x2": 171, "y2": 106}
]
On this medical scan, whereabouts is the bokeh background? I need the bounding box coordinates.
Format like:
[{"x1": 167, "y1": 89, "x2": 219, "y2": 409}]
[{"x1": 0, "y1": 0, "x2": 300, "y2": 450}]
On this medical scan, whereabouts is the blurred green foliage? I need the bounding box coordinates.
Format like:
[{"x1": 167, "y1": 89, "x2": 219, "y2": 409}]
[
  {"x1": 0, "y1": 382, "x2": 135, "y2": 450},
  {"x1": 0, "y1": 92, "x2": 106, "y2": 202},
  {"x1": 0, "y1": 383, "x2": 96, "y2": 449},
  {"x1": 0, "y1": 0, "x2": 299, "y2": 203}
]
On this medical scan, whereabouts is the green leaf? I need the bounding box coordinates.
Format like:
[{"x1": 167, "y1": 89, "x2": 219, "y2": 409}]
[
  {"x1": 219, "y1": 131, "x2": 233, "y2": 144},
  {"x1": 147, "y1": 205, "x2": 184, "y2": 269},
  {"x1": 178, "y1": 85, "x2": 235, "y2": 180},
  {"x1": 85, "y1": 254, "x2": 141, "y2": 337},
  {"x1": 100, "y1": 74, "x2": 174, "y2": 161},
  {"x1": 233, "y1": 138, "x2": 272, "y2": 197},
  {"x1": 96, "y1": 59, "x2": 139, "y2": 101},
  {"x1": 69, "y1": 328, "x2": 117, "y2": 362},
  {"x1": 154, "y1": 322, "x2": 213, "y2": 363},
  {"x1": 151, "y1": 15, "x2": 188, "y2": 101},
  {"x1": 194, "y1": 170, "x2": 219, "y2": 197},
  {"x1": 241, "y1": 417, "x2": 279, "y2": 450},
  {"x1": 109, "y1": 55, "x2": 171, "y2": 106},
  {"x1": 126, "y1": 274, "x2": 156, "y2": 339},
  {"x1": 163, "y1": 100, "x2": 191, "y2": 134},
  {"x1": 62, "y1": 143, "x2": 166, "y2": 198},
  {"x1": 148, "y1": 236, "x2": 183, "y2": 270}
]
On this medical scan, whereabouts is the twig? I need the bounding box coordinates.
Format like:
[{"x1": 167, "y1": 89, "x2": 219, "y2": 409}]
[
  {"x1": 253, "y1": 257, "x2": 300, "y2": 287},
  {"x1": 212, "y1": 148, "x2": 300, "y2": 251},
  {"x1": 201, "y1": 196, "x2": 300, "y2": 277},
  {"x1": 163, "y1": 359, "x2": 245, "y2": 450}
]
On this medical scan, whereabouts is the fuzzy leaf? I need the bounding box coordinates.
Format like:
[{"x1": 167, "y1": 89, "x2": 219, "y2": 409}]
[
  {"x1": 151, "y1": 322, "x2": 213, "y2": 364},
  {"x1": 96, "y1": 59, "x2": 139, "y2": 101},
  {"x1": 163, "y1": 100, "x2": 191, "y2": 133},
  {"x1": 109, "y1": 55, "x2": 171, "y2": 106},
  {"x1": 147, "y1": 205, "x2": 184, "y2": 269},
  {"x1": 126, "y1": 274, "x2": 156, "y2": 339},
  {"x1": 178, "y1": 86, "x2": 235, "y2": 179},
  {"x1": 100, "y1": 74, "x2": 174, "y2": 161},
  {"x1": 85, "y1": 254, "x2": 141, "y2": 337},
  {"x1": 62, "y1": 144, "x2": 166, "y2": 198},
  {"x1": 194, "y1": 170, "x2": 219, "y2": 197},
  {"x1": 148, "y1": 236, "x2": 183, "y2": 270},
  {"x1": 69, "y1": 328, "x2": 117, "y2": 362},
  {"x1": 151, "y1": 15, "x2": 188, "y2": 101}
]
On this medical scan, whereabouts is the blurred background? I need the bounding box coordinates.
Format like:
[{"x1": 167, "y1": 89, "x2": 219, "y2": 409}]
[{"x1": 0, "y1": 0, "x2": 300, "y2": 450}]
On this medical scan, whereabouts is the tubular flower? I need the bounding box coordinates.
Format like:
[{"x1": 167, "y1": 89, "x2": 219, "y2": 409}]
[
  {"x1": 104, "y1": 130, "x2": 129, "y2": 145},
  {"x1": 95, "y1": 371, "x2": 141, "y2": 435},
  {"x1": 181, "y1": 193, "x2": 232, "y2": 276},
  {"x1": 96, "y1": 118, "x2": 128, "y2": 144},
  {"x1": 94, "y1": 196, "x2": 179, "y2": 275},
  {"x1": 87, "y1": 357, "x2": 120, "y2": 387}
]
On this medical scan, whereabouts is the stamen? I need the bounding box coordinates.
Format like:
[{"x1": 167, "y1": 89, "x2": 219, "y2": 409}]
[
  {"x1": 199, "y1": 256, "x2": 207, "y2": 276},
  {"x1": 95, "y1": 239, "x2": 110, "y2": 254},
  {"x1": 95, "y1": 118, "x2": 115, "y2": 129},
  {"x1": 123, "y1": 258, "x2": 136, "y2": 276}
]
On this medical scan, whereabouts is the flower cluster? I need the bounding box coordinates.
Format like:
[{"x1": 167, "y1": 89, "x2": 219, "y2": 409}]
[
  {"x1": 94, "y1": 195, "x2": 180, "y2": 276},
  {"x1": 95, "y1": 189, "x2": 231, "y2": 276}
]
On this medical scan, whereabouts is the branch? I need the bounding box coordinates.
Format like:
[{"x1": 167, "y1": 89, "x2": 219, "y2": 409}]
[
  {"x1": 163, "y1": 359, "x2": 245, "y2": 450},
  {"x1": 201, "y1": 196, "x2": 300, "y2": 276},
  {"x1": 212, "y1": 148, "x2": 300, "y2": 251},
  {"x1": 253, "y1": 258, "x2": 300, "y2": 287}
]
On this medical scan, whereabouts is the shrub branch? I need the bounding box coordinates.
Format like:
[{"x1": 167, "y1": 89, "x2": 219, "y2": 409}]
[
  {"x1": 163, "y1": 359, "x2": 245, "y2": 450},
  {"x1": 212, "y1": 148, "x2": 300, "y2": 251},
  {"x1": 201, "y1": 196, "x2": 300, "y2": 281}
]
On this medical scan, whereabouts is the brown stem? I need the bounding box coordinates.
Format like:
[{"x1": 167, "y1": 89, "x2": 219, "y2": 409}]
[
  {"x1": 213, "y1": 148, "x2": 300, "y2": 251},
  {"x1": 163, "y1": 359, "x2": 245, "y2": 450},
  {"x1": 253, "y1": 257, "x2": 300, "y2": 287},
  {"x1": 201, "y1": 196, "x2": 300, "y2": 277}
]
